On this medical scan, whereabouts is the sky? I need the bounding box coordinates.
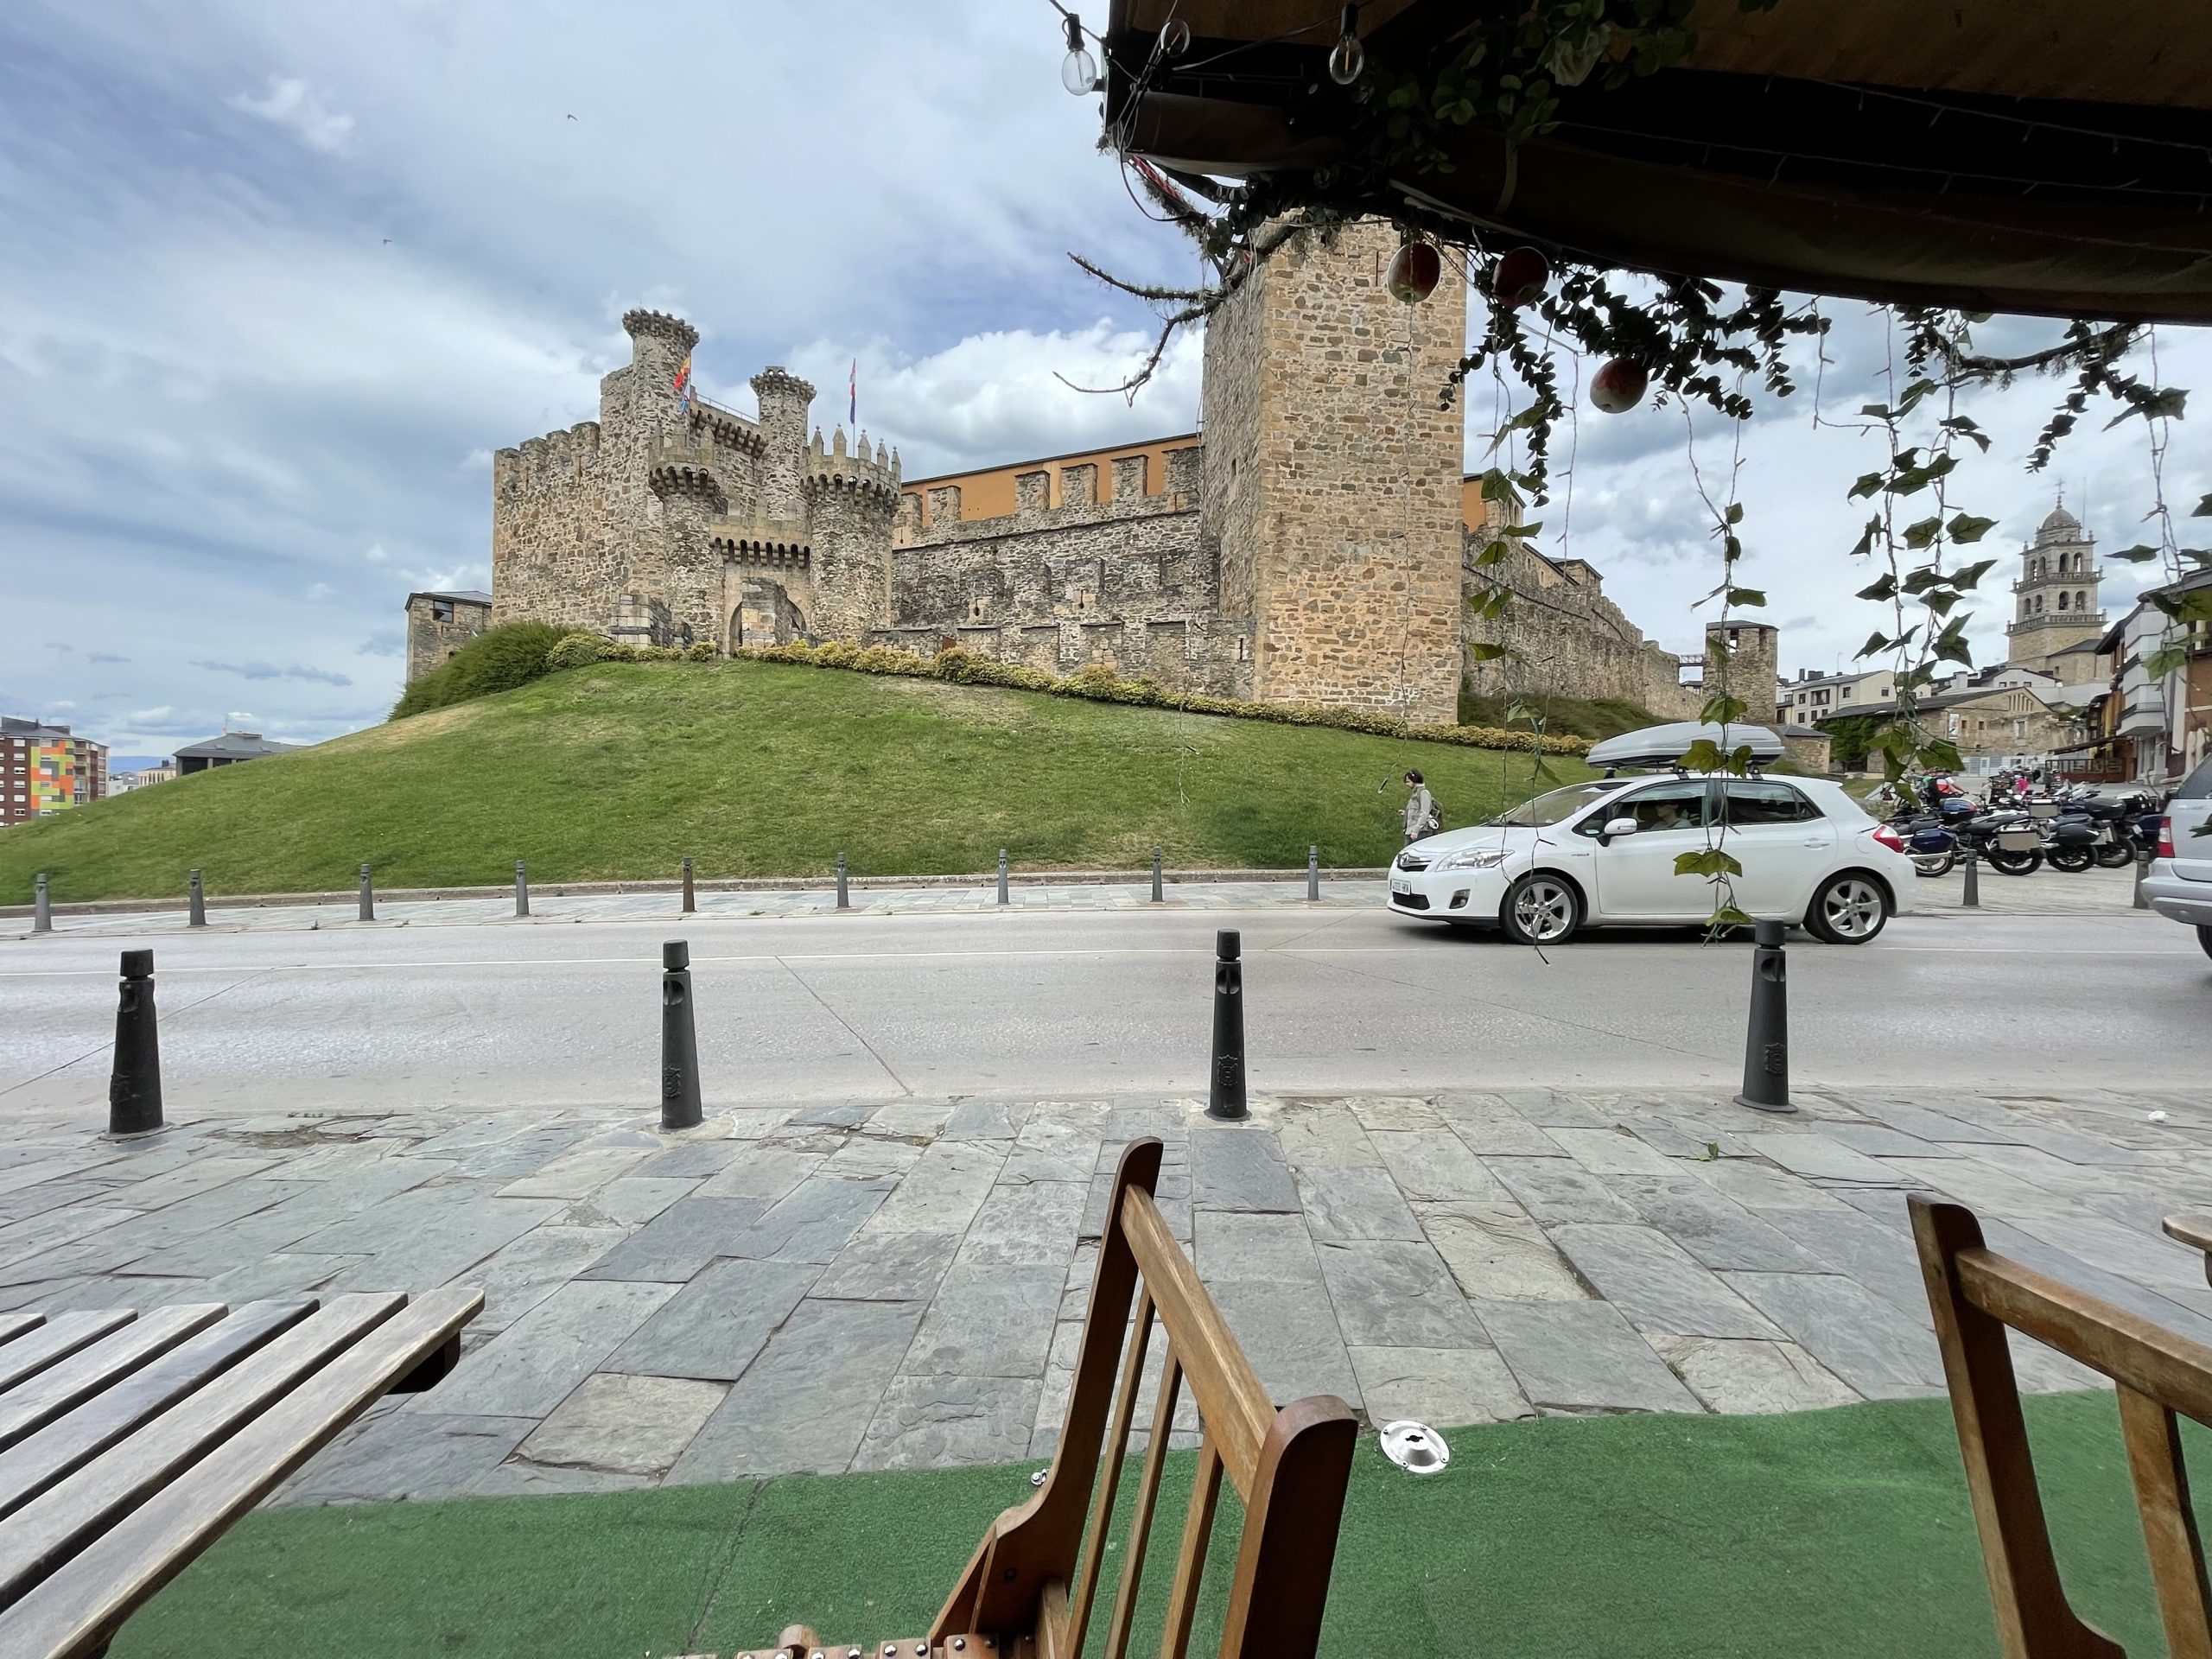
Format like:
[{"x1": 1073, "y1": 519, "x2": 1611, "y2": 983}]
[{"x1": 3, "y1": 0, "x2": 2206, "y2": 760}]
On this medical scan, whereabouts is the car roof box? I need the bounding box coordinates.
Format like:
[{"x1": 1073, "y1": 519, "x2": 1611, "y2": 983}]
[{"x1": 1586, "y1": 721, "x2": 1787, "y2": 772}]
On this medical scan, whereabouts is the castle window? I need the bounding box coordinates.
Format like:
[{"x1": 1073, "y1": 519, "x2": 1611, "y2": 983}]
[
  {"x1": 430, "y1": 599, "x2": 454, "y2": 622},
  {"x1": 2058, "y1": 591, "x2": 2069, "y2": 611},
  {"x1": 969, "y1": 600, "x2": 987, "y2": 622}
]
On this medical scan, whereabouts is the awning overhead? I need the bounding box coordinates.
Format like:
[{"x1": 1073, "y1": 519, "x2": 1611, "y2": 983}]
[{"x1": 1103, "y1": 1, "x2": 2212, "y2": 321}]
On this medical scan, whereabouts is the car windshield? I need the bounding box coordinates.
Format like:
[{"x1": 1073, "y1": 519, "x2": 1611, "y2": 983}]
[{"x1": 1488, "y1": 780, "x2": 1630, "y2": 828}]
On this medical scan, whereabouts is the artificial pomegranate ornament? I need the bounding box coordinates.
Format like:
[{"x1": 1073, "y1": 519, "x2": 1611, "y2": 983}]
[
  {"x1": 1491, "y1": 246, "x2": 1549, "y2": 309},
  {"x1": 1386, "y1": 239, "x2": 1441, "y2": 303},
  {"x1": 1590, "y1": 356, "x2": 1649, "y2": 414}
]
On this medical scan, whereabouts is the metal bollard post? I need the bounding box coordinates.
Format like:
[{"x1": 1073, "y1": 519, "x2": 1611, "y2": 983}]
[
  {"x1": 188, "y1": 868, "x2": 206, "y2": 928},
  {"x1": 1208, "y1": 930, "x2": 1248, "y2": 1120},
  {"x1": 659, "y1": 940, "x2": 703, "y2": 1130},
  {"x1": 515, "y1": 859, "x2": 531, "y2": 918},
  {"x1": 998, "y1": 848, "x2": 1009, "y2": 906},
  {"x1": 1961, "y1": 850, "x2": 1980, "y2": 909},
  {"x1": 1307, "y1": 845, "x2": 1320, "y2": 902},
  {"x1": 1151, "y1": 847, "x2": 1164, "y2": 904},
  {"x1": 33, "y1": 873, "x2": 52, "y2": 935},
  {"x1": 2134, "y1": 849, "x2": 2152, "y2": 910},
  {"x1": 1733, "y1": 919, "x2": 1793, "y2": 1114},
  {"x1": 836, "y1": 851, "x2": 850, "y2": 911},
  {"x1": 109, "y1": 949, "x2": 164, "y2": 1135},
  {"x1": 682, "y1": 855, "x2": 696, "y2": 915},
  {"x1": 358, "y1": 863, "x2": 374, "y2": 922}
]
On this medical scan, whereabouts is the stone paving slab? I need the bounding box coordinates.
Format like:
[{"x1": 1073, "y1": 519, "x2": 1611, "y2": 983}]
[{"x1": 0, "y1": 1082, "x2": 2205, "y2": 1503}]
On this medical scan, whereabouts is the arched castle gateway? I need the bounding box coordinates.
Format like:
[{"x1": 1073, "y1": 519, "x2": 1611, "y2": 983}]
[{"x1": 476, "y1": 222, "x2": 1776, "y2": 725}]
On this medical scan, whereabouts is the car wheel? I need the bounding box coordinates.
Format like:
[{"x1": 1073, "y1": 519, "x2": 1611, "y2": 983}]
[
  {"x1": 1500, "y1": 873, "x2": 1582, "y2": 945},
  {"x1": 2200, "y1": 925, "x2": 2212, "y2": 962},
  {"x1": 1806, "y1": 872, "x2": 1887, "y2": 944}
]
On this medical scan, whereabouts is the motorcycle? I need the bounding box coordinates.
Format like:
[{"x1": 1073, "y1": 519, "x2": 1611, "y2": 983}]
[
  {"x1": 1955, "y1": 810, "x2": 2044, "y2": 875},
  {"x1": 1885, "y1": 811, "x2": 1960, "y2": 877}
]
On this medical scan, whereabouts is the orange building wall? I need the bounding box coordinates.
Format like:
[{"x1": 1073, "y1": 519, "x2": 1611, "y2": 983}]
[{"x1": 902, "y1": 435, "x2": 1199, "y2": 528}]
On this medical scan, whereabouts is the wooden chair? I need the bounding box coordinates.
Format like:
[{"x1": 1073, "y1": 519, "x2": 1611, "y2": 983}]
[
  {"x1": 1911, "y1": 1196, "x2": 2212, "y2": 1659},
  {"x1": 744, "y1": 1136, "x2": 1358, "y2": 1659}
]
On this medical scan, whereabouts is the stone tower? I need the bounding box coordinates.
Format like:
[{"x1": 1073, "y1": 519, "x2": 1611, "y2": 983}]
[
  {"x1": 801, "y1": 427, "x2": 899, "y2": 639},
  {"x1": 751, "y1": 367, "x2": 816, "y2": 527},
  {"x1": 2006, "y1": 499, "x2": 2104, "y2": 678},
  {"x1": 1705, "y1": 620, "x2": 1778, "y2": 728},
  {"x1": 1201, "y1": 219, "x2": 1465, "y2": 724}
]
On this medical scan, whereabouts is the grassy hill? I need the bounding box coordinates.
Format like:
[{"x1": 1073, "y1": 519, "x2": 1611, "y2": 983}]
[{"x1": 2, "y1": 661, "x2": 1595, "y2": 904}]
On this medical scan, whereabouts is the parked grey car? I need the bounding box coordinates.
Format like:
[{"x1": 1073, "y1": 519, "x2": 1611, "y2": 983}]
[{"x1": 2142, "y1": 756, "x2": 2212, "y2": 959}]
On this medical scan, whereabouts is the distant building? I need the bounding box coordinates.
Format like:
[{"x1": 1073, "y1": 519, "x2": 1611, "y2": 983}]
[
  {"x1": 111, "y1": 765, "x2": 178, "y2": 794},
  {"x1": 404, "y1": 589, "x2": 493, "y2": 684},
  {"x1": 1, "y1": 717, "x2": 107, "y2": 825},
  {"x1": 172, "y1": 732, "x2": 298, "y2": 776},
  {"x1": 2006, "y1": 499, "x2": 2107, "y2": 681}
]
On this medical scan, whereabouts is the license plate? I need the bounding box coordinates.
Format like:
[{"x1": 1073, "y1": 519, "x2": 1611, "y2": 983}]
[{"x1": 1389, "y1": 880, "x2": 1413, "y2": 896}]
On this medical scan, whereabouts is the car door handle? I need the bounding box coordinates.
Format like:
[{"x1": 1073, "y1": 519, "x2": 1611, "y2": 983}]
[{"x1": 1802, "y1": 838, "x2": 1827, "y2": 848}]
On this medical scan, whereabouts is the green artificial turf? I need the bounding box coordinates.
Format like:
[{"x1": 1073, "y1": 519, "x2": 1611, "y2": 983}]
[
  {"x1": 112, "y1": 1392, "x2": 2198, "y2": 1659},
  {"x1": 0, "y1": 661, "x2": 1592, "y2": 904}
]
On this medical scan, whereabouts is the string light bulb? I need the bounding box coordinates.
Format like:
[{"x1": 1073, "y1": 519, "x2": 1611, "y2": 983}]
[
  {"x1": 1158, "y1": 16, "x2": 1190, "y2": 59},
  {"x1": 1327, "y1": 5, "x2": 1363, "y2": 86},
  {"x1": 1061, "y1": 14, "x2": 1098, "y2": 95}
]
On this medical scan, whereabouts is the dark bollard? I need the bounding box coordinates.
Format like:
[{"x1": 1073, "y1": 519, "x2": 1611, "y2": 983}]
[
  {"x1": 660, "y1": 940, "x2": 703, "y2": 1130},
  {"x1": 682, "y1": 855, "x2": 696, "y2": 915},
  {"x1": 33, "y1": 873, "x2": 51, "y2": 935},
  {"x1": 358, "y1": 863, "x2": 374, "y2": 922},
  {"x1": 836, "y1": 851, "x2": 850, "y2": 911},
  {"x1": 998, "y1": 848, "x2": 1009, "y2": 906},
  {"x1": 109, "y1": 949, "x2": 164, "y2": 1135},
  {"x1": 188, "y1": 868, "x2": 206, "y2": 928},
  {"x1": 1733, "y1": 919, "x2": 1792, "y2": 1114},
  {"x1": 1151, "y1": 847, "x2": 1164, "y2": 904},
  {"x1": 2135, "y1": 849, "x2": 2152, "y2": 910},
  {"x1": 515, "y1": 859, "x2": 530, "y2": 918},
  {"x1": 1208, "y1": 929, "x2": 1248, "y2": 1120},
  {"x1": 1307, "y1": 845, "x2": 1320, "y2": 902},
  {"x1": 1961, "y1": 850, "x2": 1980, "y2": 909}
]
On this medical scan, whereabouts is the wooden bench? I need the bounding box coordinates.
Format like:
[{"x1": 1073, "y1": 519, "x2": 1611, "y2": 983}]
[
  {"x1": 1912, "y1": 1196, "x2": 2212, "y2": 1658},
  {"x1": 731, "y1": 1136, "x2": 1359, "y2": 1659},
  {"x1": 0, "y1": 1286, "x2": 480, "y2": 1659}
]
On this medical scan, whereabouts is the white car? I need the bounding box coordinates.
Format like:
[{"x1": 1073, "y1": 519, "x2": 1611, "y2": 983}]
[
  {"x1": 1387, "y1": 772, "x2": 1917, "y2": 945},
  {"x1": 2139, "y1": 755, "x2": 2212, "y2": 959}
]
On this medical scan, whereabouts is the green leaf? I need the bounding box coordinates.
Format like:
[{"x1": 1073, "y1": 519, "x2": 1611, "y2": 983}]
[
  {"x1": 1857, "y1": 574, "x2": 1898, "y2": 601},
  {"x1": 1479, "y1": 468, "x2": 1515, "y2": 502},
  {"x1": 2110, "y1": 544, "x2": 2163, "y2": 563},
  {"x1": 1465, "y1": 641, "x2": 1509, "y2": 661},
  {"x1": 1725, "y1": 502, "x2": 1745, "y2": 525},
  {"x1": 1673, "y1": 847, "x2": 1745, "y2": 880},
  {"x1": 1699, "y1": 695, "x2": 1749, "y2": 726},
  {"x1": 1859, "y1": 403, "x2": 1891, "y2": 420},
  {"x1": 1847, "y1": 472, "x2": 1885, "y2": 501},
  {"x1": 1903, "y1": 516, "x2": 1943, "y2": 550},
  {"x1": 1918, "y1": 738, "x2": 1965, "y2": 772},
  {"x1": 2145, "y1": 644, "x2": 2190, "y2": 677},
  {"x1": 2192, "y1": 493, "x2": 2212, "y2": 517},
  {"x1": 1680, "y1": 739, "x2": 1726, "y2": 773},
  {"x1": 1857, "y1": 631, "x2": 1890, "y2": 657},
  {"x1": 1473, "y1": 538, "x2": 1510, "y2": 567},
  {"x1": 1849, "y1": 516, "x2": 1882, "y2": 557},
  {"x1": 1707, "y1": 905, "x2": 1758, "y2": 930},
  {"x1": 1948, "y1": 512, "x2": 1996, "y2": 543},
  {"x1": 1952, "y1": 559, "x2": 1998, "y2": 590},
  {"x1": 1726, "y1": 587, "x2": 1765, "y2": 607},
  {"x1": 2152, "y1": 589, "x2": 2212, "y2": 624}
]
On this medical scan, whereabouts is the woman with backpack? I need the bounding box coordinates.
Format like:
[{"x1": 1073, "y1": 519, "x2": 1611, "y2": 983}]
[{"x1": 1402, "y1": 771, "x2": 1440, "y2": 844}]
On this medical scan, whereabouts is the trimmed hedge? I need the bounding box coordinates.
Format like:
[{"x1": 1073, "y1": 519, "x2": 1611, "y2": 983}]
[
  {"x1": 545, "y1": 632, "x2": 718, "y2": 670},
  {"x1": 715, "y1": 640, "x2": 1592, "y2": 755},
  {"x1": 390, "y1": 623, "x2": 567, "y2": 719}
]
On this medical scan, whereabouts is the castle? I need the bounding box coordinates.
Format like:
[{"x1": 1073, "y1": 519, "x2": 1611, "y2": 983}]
[{"x1": 461, "y1": 221, "x2": 1773, "y2": 726}]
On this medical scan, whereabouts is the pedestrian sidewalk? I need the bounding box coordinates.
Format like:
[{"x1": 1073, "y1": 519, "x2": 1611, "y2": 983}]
[
  {"x1": 0, "y1": 1084, "x2": 2203, "y2": 1504},
  {"x1": 1912, "y1": 861, "x2": 2145, "y2": 916}
]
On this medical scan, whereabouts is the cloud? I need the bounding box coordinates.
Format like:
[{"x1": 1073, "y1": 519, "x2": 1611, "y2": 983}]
[
  {"x1": 364, "y1": 543, "x2": 388, "y2": 563},
  {"x1": 225, "y1": 75, "x2": 355, "y2": 155},
  {"x1": 303, "y1": 581, "x2": 337, "y2": 601},
  {"x1": 46, "y1": 699, "x2": 76, "y2": 711},
  {"x1": 44, "y1": 641, "x2": 71, "y2": 652},
  {"x1": 190, "y1": 660, "x2": 353, "y2": 686},
  {"x1": 129, "y1": 706, "x2": 174, "y2": 723},
  {"x1": 358, "y1": 627, "x2": 405, "y2": 658},
  {"x1": 84, "y1": 652, "x2": 130, "y2": 664},
  {"x1": 458, "y1": 449, "x2": 493, "y2": 473},
  {"x1": 226, "y1": 710, "x2": 258, "y2": 725}
]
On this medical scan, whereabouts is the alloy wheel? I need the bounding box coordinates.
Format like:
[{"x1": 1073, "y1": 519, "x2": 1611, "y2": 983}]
[
  {"x1": 1821, "y1": 877, "x2": 1885, "y2": 940},
  {"x1": 1512, "y1": 879, "x2": 1576, "y2": 942}
]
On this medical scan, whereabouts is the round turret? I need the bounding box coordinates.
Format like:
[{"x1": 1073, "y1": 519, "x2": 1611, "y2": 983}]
[
  {"x1": 750, "y1": 366, "x2": 817, "y2": 524},
  {"x1": 623, "y1": 309, "x2": 700, "y2": 355}
]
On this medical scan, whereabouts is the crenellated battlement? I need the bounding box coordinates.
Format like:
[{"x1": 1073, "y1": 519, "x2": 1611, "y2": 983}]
[
  {"x1": 649, "y1": 460, "x2": 727, "y2": 505},
  {"x1": 688, "y1": 401, "x2": 764, "y2": 457},
  {"x1": 800, "y1": 426, "x2": 900, "y2": 507},
  {"x1": 498, "y1": 421, "x2": 603, "y2": 494},
  {"x1": 622, "y1": 308, "x2": 699, "y2": 353}
]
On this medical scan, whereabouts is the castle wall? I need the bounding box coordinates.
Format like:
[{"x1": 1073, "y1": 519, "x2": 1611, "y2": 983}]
[
  {"x1": 404, "y1": 594, "x2": 490, "y2": 683},
  {"x1": 1202, "y1": 219, "x2": 1464, "y2": 724},
  {"x1": 873, "y1": 450, "x2": 1241, "y2": 693}
]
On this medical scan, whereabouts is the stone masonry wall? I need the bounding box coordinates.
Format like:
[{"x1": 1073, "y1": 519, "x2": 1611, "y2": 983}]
[
  {"x1": 874, "y1": 449, "x2": 1241, "y2": 693},
  {"x1": 404, "y1": 594, "x2": 490, "y2": 684},
  {"x1": 1204, "y1": 219, "x2": 1463, "y2": 724}
]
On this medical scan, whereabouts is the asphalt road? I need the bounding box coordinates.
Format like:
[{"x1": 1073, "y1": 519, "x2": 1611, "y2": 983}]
[{"x1": 2, "y1": 904, "x2": 2205, "y2": 1113}]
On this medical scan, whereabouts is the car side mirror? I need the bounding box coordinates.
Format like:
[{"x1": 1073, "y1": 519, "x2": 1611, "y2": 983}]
[{"x1": 1597, "y1": 817, "x2": 1637, "y2": 844}]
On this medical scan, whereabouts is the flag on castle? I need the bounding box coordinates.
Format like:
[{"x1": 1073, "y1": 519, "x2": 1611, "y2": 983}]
[
  {"x1": 849, "y1": 358, "x2": 857, "y2": 427},
  {"x1": 674, "y1": 352, "x2": 693, "y2": 413}
]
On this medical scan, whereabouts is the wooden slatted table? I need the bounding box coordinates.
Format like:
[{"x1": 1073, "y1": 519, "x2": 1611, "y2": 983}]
[{"x1": 0, "y1": 1287, "x2": 480, "y2": 1659}]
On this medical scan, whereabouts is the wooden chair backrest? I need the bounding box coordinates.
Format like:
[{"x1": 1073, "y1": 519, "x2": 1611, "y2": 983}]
[
  {"x1": 932, "y1": 1137, "x2": 1357, "y2": 1659},
  {"x1": 1911, "y1": 1196, "x2": 2212, "y2": 1659}
]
